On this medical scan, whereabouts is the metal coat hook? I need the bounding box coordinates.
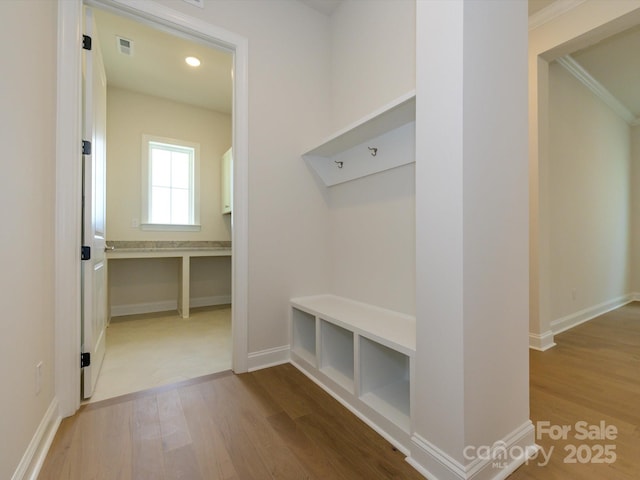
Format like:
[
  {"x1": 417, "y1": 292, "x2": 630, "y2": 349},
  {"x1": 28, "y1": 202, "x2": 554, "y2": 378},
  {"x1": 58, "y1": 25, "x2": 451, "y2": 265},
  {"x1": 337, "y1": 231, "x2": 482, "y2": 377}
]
[
  {"x1": 368, "y1": 147, "x2": 378, "y2": 157},
  {"x1": 334, "y1": 160, "x2": 344, "y2": 169}
]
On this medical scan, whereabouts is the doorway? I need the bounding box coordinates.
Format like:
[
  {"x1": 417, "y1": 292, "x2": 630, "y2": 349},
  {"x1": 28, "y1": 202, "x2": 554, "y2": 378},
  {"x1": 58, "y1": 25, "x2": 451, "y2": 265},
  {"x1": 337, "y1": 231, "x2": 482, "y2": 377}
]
[
  {"x1": 55, "y1": 0, "x2": 249, "y2": 416},
  {"x1": 529, "y1": 4, "x2": 640, "y2": 350},
  {"x1": 83, "y1": 5, "x2": 235, "y2": 402}
]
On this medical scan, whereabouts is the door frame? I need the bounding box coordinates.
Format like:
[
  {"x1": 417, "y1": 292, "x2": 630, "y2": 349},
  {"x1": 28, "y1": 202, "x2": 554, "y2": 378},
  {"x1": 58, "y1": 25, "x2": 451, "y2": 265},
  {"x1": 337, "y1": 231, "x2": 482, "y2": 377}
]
[{"x1": 55, "y1": 0, "x2": 249, "y2": 417}]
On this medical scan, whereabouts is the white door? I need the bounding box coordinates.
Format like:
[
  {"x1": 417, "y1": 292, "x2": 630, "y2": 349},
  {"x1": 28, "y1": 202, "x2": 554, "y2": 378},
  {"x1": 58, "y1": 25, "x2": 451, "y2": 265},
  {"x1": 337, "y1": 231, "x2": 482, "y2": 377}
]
[{"x1": 81, "y1": 7, "x2": 108, "y2": 399}]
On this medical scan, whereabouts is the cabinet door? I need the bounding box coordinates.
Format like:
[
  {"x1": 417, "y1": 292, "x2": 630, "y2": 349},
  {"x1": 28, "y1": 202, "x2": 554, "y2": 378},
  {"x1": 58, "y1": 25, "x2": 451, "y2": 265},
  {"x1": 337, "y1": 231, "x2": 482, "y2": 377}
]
[{"x1": 221, "y1": 148, "x2": 232, "y2": 214}]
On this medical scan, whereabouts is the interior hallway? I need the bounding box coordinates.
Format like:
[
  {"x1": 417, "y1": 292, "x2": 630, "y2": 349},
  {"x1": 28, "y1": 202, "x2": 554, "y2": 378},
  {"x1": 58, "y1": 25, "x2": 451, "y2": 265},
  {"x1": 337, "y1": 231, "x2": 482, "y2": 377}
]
[{"x1": 87, "y1": 305, "x2": 231, "y2": 403}]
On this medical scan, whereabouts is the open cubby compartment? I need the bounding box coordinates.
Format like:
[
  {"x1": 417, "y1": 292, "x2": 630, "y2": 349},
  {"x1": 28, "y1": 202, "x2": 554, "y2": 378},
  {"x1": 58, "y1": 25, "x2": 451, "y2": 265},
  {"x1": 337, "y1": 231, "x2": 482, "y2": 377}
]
[
  {"x1": 359, "y1": 336, "x2": 411, "y2": 433},
  {"x1": 319, "y1": 319, "x2": 355, "y2": 393},
  {"x1": 291, "y1": 307, "x2": 317, "y2": 366}
]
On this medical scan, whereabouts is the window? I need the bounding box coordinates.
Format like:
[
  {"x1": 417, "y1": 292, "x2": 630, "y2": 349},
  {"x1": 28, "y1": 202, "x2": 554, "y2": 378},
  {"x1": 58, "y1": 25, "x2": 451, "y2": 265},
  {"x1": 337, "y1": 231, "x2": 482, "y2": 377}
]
[{"x1": 141, "y1": 135, "x2": 200, "y2": 231}]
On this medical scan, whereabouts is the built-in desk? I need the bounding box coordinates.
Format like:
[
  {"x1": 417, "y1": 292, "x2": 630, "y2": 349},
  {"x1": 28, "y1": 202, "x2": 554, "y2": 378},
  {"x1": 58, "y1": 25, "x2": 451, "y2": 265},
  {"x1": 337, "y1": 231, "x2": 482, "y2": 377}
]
[{"x1": 106, "y1": 241, "x2": 231, "y2": 318}]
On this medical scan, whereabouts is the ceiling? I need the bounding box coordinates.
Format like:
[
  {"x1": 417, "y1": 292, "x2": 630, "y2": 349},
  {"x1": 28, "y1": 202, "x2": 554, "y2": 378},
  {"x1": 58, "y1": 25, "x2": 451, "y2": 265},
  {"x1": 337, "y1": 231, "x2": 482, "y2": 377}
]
[
  {"x1": 300, "y1": 0, "x2": 557, "y2": 17},
  {"x1": 93, "y1": 8, "x2": 232, "y2": 114},
  {"x1": 569, "y1": 24, "x2": 640, "y2": 119},
  {"x1": 299, "y1": 0, "x2": 342, "y2": 16}
]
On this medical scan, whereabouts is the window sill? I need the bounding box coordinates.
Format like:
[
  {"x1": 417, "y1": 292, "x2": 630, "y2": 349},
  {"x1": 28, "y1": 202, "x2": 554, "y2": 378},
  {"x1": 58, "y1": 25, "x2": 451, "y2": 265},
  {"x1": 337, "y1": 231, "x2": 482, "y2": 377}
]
[{"x1": 140, "y1": 223, "x2": 201, "y2": 232}]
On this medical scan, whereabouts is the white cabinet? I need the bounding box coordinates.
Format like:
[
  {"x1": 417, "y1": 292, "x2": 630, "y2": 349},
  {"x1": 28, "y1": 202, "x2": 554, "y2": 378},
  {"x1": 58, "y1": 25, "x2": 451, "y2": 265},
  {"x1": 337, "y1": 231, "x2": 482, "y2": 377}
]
[
  {"x1": 221, "y1": 148, "x2": 232, "y2": 214},
  {"x1": 301, "y1": 91, "x2": 415, "y2": 186},
  {"x1": 290, "y1": 294, "x2": 415, "y2": 453}
]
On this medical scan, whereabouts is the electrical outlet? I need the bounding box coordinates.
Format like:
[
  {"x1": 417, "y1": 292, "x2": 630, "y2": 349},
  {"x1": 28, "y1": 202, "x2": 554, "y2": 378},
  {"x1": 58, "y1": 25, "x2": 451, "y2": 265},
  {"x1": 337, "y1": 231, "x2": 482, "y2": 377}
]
[
  {"x1": 131, "y1": 218, "x2": 139, "y2": 228},
  {"x1": 35, "y1": 361, "x2": 43, "y2": 395},
  {"x1": 571, "y1": 289, "x2": 577, "y2": 301}
]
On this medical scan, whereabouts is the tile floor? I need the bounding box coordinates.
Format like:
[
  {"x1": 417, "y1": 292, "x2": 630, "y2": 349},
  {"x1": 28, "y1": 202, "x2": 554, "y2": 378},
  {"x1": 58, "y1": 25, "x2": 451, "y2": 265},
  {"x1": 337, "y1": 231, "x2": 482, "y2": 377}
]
[{"x1": 87, "y1": 305, "x2": 231, "y2": 403}]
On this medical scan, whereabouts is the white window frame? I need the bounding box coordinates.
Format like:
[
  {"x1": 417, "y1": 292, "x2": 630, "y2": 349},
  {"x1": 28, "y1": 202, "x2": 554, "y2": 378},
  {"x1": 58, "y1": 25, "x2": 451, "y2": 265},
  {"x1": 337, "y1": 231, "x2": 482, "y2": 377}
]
[{"x1": 141, "y1": 134, "x2": 201, "y2": 231}]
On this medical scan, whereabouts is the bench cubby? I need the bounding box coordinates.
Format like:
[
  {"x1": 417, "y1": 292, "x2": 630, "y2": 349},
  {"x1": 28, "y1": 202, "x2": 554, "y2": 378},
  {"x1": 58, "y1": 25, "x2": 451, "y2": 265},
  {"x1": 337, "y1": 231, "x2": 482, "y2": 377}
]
[{"x1": 289, "y1": 294, "x2": 415, "y2": 452}]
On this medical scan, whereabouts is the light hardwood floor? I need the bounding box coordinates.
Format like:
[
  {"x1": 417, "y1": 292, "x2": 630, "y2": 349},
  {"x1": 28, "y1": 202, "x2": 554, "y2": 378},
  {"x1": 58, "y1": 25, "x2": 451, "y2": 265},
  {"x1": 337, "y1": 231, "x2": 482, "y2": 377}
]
[
  {"x1": 38, "y1": 364, "x2": 422, "y2": 479},
  {"x1": 510, "y1": 301, "x2": 640, "y2": 479},
  {"x1": 39, "y1": 303, "x2": 640, "y2": 479}
]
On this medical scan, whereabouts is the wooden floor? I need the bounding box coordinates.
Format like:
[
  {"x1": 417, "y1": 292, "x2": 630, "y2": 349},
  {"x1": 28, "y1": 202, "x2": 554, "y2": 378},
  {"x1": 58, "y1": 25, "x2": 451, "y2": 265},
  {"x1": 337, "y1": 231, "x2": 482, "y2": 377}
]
[
  {"x1": 38, "y1": 363, "x2": 422, "y2": 479},
  {"x1": 39, "y1": 302, "x2": 640, "y2": 479},
  {"x1": 510, "y1": 301, "x2": 640, "y2": 479}
]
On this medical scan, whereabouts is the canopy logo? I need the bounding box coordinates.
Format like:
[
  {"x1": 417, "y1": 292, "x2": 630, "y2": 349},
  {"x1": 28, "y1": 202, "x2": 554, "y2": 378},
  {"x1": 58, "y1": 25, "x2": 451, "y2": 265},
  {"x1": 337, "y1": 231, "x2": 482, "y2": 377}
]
[{"x1": 463, "y1": 420, "x2": 618, "y2": 469}]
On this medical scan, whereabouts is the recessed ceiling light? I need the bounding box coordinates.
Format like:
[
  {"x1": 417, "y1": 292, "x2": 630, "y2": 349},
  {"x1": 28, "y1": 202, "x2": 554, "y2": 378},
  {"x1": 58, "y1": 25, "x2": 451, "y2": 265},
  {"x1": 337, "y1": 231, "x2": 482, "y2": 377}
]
[{"x1": 185, "y1": 56, "x2": 201, "y2": 67}]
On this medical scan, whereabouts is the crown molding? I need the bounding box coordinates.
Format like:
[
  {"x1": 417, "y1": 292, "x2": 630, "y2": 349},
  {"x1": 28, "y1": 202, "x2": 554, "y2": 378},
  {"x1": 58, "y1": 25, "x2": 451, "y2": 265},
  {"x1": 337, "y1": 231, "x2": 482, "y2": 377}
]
[
  {"x1": 556, "y1": 55, "x2": 639, "y2": 125},
  {"x1": 529, "y1": 0, "x2": 587, "y2": 30}
]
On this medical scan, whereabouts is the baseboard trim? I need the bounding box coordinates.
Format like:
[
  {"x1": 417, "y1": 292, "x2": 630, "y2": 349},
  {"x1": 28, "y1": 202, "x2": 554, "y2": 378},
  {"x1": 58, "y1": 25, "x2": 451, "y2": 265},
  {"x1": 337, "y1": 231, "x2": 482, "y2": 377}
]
[
  {"x1": 551, "y1": 293, "x2": 633, "y2": 335},
  {"x1": 190, "y1": 295, "x2": 232, "y2": 309},
  {"x1": 528, "y1": 330, "x2": 556, "y2": 351},
  {"x1": 291, "y1": 358, "x2": 411, "y2": 456},
  {"x1": 110, "y1": 295, "x2": 231, "y2": 317},
  {"x1": 408, "y1": 421, "x2": 536, "y2": 480},
  {"x1": 247, "y1": 345, "x2": 290, "y2": 372},
  {"x1": 12, "y1": 398, "x2": 61, "y2": 480}
]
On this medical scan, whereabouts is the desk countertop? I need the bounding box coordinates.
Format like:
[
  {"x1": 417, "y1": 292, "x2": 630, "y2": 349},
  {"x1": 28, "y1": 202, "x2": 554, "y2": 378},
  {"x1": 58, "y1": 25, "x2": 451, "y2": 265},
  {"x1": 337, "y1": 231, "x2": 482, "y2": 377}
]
[{"x1": 105, "y1": 240, "x2": 232, "y2": 256}]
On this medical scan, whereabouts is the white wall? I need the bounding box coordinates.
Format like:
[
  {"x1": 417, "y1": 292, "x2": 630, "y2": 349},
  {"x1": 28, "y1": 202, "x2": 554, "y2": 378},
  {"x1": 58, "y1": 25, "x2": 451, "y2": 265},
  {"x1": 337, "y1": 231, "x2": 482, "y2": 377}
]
[
  {"x1": 106, "y1": 87, "x2": 232, "y2": 241},
  {"x1": 631, "y1": 126, "x2": 640, "y2": 292},
  {"x1": 326, "y1": 0, "x2": 416, "y2": 315},
  {"x1": 330, "y1": 0, "x2": 415, "y2": 129},
  {"x1": 328, "y1": 164, "x2": 415, "y2": 314},
  {"x1": 0, "y1": 1, "x2": 57, "y2": 478},
  {"x1": 548, "y1": 63, "x2": 631, "y2": 324},
  {"x1": 154, "y1": 0, "x2": 333, "y2": 354}
]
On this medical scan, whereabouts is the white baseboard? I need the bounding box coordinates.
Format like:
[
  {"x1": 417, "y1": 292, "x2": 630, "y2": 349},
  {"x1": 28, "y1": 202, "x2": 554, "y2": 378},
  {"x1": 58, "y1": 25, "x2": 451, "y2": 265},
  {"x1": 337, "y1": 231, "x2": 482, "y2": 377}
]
[
  {"x1": 408, "y1": 421, "x2": 536, "y2": 480},
  {"x1": 190, "y1": 295, "x2": 232, "y2": 309},
  {"x1": 551, "y1": 293, "x2": 633, "y2": 335},
  {"x1": 12, "y1": 398, "x2": 61, "y2": 480},
  {"x1": 247, "y1": 345, "x2": 290, "y2": 372},
  {"x1": 528, "y1": 330, "x2": 556, "y2": 351},
  {"x1": 110, "y1": 295, "x2": 231, "y2": 317}
]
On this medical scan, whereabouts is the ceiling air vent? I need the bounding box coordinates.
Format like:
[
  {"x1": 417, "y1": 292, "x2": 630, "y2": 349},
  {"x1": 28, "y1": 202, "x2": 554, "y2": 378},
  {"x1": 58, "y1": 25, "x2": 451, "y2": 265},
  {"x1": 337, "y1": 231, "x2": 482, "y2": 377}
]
[{"x1": 116, "y1": 36, "x2": 133, "y2": 56}]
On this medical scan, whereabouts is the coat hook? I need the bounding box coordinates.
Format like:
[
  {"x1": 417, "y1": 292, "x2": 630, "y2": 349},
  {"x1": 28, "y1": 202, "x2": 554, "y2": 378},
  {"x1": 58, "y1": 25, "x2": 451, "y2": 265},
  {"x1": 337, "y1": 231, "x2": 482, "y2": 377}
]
[
  {"x1": 334, "y1": 160, "x2": 343, "y2": 169},
  {"x1": 368, "y1": 147, "x2": 378, "y2": 157}
]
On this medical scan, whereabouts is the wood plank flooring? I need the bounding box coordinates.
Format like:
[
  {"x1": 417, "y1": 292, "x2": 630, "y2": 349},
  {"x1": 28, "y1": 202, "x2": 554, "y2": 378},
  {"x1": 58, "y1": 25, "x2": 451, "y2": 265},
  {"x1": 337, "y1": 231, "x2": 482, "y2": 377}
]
[
  {"x1": 38, "y1": 365, "x2": 422, "y2": 480},
  {"x1": 39, "y1": 302, "x2": 640, "y2": 479},
  {"x1": 510, "y1": 301, "x2": 640, "y2": 479}
]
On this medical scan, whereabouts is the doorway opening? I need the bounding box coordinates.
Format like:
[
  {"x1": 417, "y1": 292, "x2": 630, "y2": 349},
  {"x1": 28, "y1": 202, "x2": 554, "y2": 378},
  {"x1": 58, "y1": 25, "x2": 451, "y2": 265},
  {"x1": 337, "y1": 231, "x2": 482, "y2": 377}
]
[{"x1": 77, "y1": 0, "x2": 247, "y2": 403}]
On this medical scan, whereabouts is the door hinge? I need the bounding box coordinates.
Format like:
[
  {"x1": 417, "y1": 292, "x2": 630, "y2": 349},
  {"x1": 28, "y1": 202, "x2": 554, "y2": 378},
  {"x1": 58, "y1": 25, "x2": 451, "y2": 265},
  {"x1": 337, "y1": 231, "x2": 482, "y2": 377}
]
[
  {"x1": 81, "y1": 352, "x2": 91, "y2": 368},
  {"x1": 82, "y1": 140, "x2": 92, "y2": 155},
  {"x1": 82, "y1": 35, "x2": 92, "y2": 51},
  {"x1": 81, "y1": 246, "x2": 91, "y2": 261}
]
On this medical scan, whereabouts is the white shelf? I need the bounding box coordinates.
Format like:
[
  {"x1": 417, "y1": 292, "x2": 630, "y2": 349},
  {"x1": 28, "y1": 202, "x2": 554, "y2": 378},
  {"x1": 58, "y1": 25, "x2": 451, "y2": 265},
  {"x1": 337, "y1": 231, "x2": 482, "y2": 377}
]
[
  {"x1": 359, "y1": 336, "x2": 411, "y2": 433},
  {"x1": 291, "y1": 307, "x2": 316, "y2": 366},
  {"x1": 291, "y1": 294, "x2": 415, "y2": 356},
  {"x1": 360, "y1": 381, "x2": 411, "y2": 433},
  {"x1": 289, "y1": 294, "x2": 415, "y2": 451},
  {"x1": 320, "y1": 320, "x2": 354, "y2": 393},
  {"x1": 302, "y1": 91, "x2": 416, "y2": 186}
]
